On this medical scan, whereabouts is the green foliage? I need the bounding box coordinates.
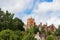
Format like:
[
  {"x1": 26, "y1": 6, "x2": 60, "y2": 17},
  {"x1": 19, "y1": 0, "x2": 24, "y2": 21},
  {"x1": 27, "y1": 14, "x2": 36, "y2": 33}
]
[
  {"x1": 33, "y1": 25, "x2": 40, "y2": 34},
  {"x1": 2, "y1": 11, "x2": 14, "y2": 29},
  {"x1": 0, "y1": 8, "x2": 24, "y2": 31},
  {"x1": 26, "y1": 27, "x2": 34, "y2": 34},
  {"x1": 22, "y1": 28, "x2": 37, "y2": 40},
  {"x1": 46, "y1": 35, "x2": 57, "y2": 40},
  {"x1": 0, "y1": 29, "x2": 18, "y2": 40},
  {"x1": 12, "y1": 18, "x2": 24, "y2": 31},
  {"x1": 47, "y1": 30, "x2": 52, "y2": 35},
  {"x1": 55, "y1": 25, "x2": 60, "y2": 36},
  {"x1": 0, "y1": 9, "x2": 4, "y2": 31},
  {"x1": 14, "y1": 30, "x2": 24, "y2": 40},
  {"x1": 22, "y1": 33, "x2": 36, "y2": 40},
  {"x1": 0, "y1": 29, "x2": 25, "y2": 40},
  {"x1": 41, "y1": 26, "x2": 46, "y2": 34}
]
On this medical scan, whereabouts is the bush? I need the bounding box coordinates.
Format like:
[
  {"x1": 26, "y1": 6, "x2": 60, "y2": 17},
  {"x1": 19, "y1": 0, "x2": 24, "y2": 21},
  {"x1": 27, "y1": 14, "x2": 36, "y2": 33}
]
[
  {"x1": 0, "y1": 29, "x2": 20, "y2": 40},
  {"x1": 46, "y1": 35, "x2": 57, "y2": 40}
]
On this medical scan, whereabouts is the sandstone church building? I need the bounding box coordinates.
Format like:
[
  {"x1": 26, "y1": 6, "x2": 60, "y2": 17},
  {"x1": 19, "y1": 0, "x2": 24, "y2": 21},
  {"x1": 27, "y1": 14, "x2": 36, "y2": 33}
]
[{"x1": 23, "y1": 17, "x2": 56, "y2": 32}]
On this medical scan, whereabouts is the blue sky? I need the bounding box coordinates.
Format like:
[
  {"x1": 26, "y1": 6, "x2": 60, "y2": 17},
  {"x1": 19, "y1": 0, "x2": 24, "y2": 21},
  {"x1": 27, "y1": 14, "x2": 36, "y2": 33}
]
[{"x1": 0, "y1": 0, "x2": 60, "y2": 28}]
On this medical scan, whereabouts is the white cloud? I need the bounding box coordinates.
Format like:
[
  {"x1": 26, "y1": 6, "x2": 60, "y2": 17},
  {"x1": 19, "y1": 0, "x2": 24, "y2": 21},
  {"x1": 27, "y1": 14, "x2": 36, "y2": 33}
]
[
  {"x1": 0, "y1": 0, "x2": 34, "y2": 13},
  {"x1": 33, "y1": 0, "x2": 60, "y2": 13}
]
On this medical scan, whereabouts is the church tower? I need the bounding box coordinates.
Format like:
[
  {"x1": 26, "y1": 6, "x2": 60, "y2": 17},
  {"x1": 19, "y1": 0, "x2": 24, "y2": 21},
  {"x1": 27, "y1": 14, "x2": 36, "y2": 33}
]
[{"x1": 27, "y1": 17, "x2": 35, "y2": 27}]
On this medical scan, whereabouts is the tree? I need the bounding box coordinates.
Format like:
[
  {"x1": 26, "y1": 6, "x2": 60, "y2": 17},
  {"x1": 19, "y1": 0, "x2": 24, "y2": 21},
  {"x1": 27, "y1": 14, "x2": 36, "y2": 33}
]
[
  {"x1": 55, "y1": 25, "x2": 60, "y2": 36},
  {"x1": 14, "y1": 30, "x2": 25, "y2": 40},
  {"x1": 46, "y1": 35, "x2": 56, "y2": 40},
  {"x1": 22, "y1": 27, "x2": 37, "y2": 40},
  {"x1": 0, "y1": 8, "x2": 4, "y2": 31},
  {"x1": 0, "y1": 10, "x2": 14, "y2": 30},
  {"x1": 0, "y1": 8, "x2": 24, "y2": 31},
  {"x1": 41, "y1": 26, "x2": 46, "y2": 34},
  {"x1": 2, "y1": 11, "x2": 14, "y2": 29},
  {"x1": 33, "y1": 25, "x2": 40, "y2": 34},
  {"x1": 12, "y1": 18, "x2": 25, "y2": 31},
  {"x1": 22, "y1": 33, "x2": 36, "y2": 40},
  {"x1": 47, "y1": 30, "x2": 52, "y2": 35},
  {"x1": 0, "y1": 29, "x2": 19, "y2": 40}
]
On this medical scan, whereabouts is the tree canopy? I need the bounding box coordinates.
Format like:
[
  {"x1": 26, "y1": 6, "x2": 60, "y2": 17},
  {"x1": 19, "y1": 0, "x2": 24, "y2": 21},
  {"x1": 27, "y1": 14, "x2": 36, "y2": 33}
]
[{"x1": 0, "y1": 8, "x2": 24, "y2": 31}]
